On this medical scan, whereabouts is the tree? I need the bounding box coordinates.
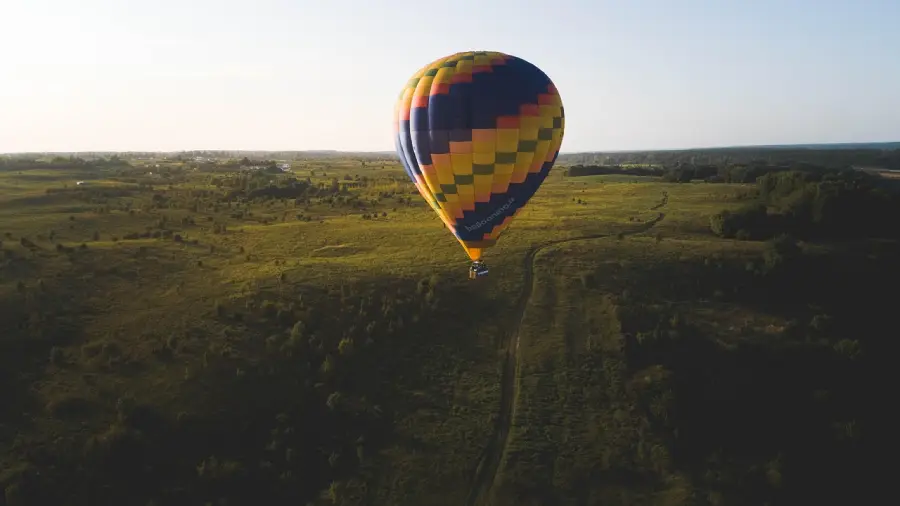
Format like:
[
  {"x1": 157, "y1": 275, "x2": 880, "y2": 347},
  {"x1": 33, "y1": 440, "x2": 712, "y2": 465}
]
[
  {"x1": 762, "y1": 234, "x2": 802, "y2": 274},
  {"x1": 709, "y1": 203, "x2": 769, "y2": 239},
  {"x1": 338, "y1": 337, "x2": 354, "y2": 356}
]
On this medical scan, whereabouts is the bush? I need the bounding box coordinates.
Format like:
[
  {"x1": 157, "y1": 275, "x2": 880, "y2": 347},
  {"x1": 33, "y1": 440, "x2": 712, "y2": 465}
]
[
  {"x1": 49, "y1": 347, "x2": 65, "y2": 366},
  {"x1": 46, "y1": 395, "x2": 93, "y2": 418},
  {"x1": 709, "y1": 203, "x2": 769, "y2": 239},
  {"x1": 761, "y1": 234, "x2": 802, "y2": 274},
  {"x1": 580, "y1": 272, "x2": 597, "y2": 289},
  {"x1": 4, "y1": 483, "x2": 23, "y2": 506},
  {"x1": 261, "y1": 300, "x2": 277, "y2": 318}
]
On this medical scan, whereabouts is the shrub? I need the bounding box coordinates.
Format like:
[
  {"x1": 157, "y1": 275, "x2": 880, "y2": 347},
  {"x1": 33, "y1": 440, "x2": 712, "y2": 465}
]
[{"x1": 49, "y1": 346, "x2": 65, "y2": 366}]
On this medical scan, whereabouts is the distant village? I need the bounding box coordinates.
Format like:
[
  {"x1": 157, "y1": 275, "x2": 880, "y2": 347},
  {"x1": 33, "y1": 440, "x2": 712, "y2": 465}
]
[
  {"x1": 187, "y1": 156, "x2": 291, "y2": 172},
  {"x1": 241, "y1": 162, "x2": 293, "y2": 172}
]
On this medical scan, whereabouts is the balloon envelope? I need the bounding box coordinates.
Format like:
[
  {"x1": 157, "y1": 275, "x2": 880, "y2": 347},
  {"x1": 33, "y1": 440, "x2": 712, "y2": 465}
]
[{"x1": 394, "y1": 50, "x2": 565, "y2": 261}]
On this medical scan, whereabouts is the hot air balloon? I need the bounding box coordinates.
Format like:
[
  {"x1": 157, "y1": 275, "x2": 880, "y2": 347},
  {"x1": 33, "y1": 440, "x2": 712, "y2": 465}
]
[{"x1": 394, "y1": 51, "x2": 565, "y2": 279}]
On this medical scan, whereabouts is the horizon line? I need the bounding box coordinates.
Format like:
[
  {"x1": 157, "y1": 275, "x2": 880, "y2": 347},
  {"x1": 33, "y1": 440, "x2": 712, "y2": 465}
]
[{"x1": 2, "y1": 140, "x2": 899, "y2": 157}]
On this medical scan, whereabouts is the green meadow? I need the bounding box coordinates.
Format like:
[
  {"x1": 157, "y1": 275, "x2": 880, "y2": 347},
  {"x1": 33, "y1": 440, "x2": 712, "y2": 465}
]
[{"x1": 0, "y1": 154, "x2": 893, "y2": 506}]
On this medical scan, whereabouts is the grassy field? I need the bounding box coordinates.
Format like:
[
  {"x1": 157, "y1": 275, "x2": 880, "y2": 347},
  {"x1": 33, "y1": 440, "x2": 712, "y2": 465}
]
[{"x1": 0, "y1": 158, "x2": 890, "y2": 505}]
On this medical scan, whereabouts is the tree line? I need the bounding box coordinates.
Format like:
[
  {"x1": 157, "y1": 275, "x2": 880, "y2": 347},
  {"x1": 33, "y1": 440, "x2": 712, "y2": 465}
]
[
  {"x1": 559, "y1": 145, "x2": 900, "y2": 171},
  {"x1": 709, "y1": 168, "x2": 900, "y2": 240},
  {"x1": 566, "y1": 158, "x2": 900, "y2": 184}
]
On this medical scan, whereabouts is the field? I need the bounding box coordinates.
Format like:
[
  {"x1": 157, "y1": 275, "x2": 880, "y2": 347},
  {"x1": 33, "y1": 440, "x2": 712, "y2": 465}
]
[{"x1": 0, "y1": 155, "x2": 893, "y2": 506}]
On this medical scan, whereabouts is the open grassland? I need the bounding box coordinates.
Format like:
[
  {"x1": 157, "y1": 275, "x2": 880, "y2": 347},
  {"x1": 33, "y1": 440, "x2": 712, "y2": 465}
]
[
  {"x1": 490, "y1": 227, "x2": 891, "y2": 505},
  {"x1": 0, "y1": 159, "x2": 891, "y2": 506}
]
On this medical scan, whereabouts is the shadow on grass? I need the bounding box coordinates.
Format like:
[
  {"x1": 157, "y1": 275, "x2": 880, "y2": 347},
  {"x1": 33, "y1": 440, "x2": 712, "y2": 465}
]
[
  {"x1": 3, "y1": 267, "x2": 512, "y2": 506},
  {"x1": 0, "y1": 289, "x2": 86, "y2": 435},
  {"x1": 619, "y1": 246, "x2": 895, "y2": 505}
]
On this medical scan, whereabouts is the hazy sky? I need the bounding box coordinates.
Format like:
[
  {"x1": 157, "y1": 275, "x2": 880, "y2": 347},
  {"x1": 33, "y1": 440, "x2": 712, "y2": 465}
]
[{"x1": 2, "y1": 0, "x2": 899, "y2": 153}]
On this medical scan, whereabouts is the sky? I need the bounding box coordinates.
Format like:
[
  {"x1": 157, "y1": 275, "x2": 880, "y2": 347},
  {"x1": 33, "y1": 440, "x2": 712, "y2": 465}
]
[{"x1": 2, "y1": 0, "x2": 899, "y2": 153}]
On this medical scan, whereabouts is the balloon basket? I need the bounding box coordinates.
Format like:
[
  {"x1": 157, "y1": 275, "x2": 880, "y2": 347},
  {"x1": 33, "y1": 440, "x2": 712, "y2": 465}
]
[{"x1": 468, "y1": 260, "x2": 489, "y2": 280}]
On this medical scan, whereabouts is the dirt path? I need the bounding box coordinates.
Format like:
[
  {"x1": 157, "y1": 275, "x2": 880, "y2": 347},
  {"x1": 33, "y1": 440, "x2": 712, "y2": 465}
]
[{"x1": 465, "y1": 193, "x2": 668, "y2": 506}]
